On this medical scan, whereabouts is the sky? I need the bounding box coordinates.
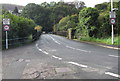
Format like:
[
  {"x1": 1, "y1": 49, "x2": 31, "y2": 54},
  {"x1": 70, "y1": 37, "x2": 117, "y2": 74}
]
[{"x1": 0, "y1": 0, "x2": 110, "y2": 7}]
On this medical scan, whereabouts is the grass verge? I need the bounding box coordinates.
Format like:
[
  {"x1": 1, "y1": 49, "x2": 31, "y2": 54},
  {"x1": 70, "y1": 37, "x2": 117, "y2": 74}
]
[{"x1": 80, "y1": 36, "x2": 120, "y2": 46}]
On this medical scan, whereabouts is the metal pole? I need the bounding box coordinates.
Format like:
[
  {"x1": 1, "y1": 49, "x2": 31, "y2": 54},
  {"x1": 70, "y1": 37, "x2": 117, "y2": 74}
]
[
  {"x1": 6, "y1": 31, "x2": 8, "y2": 49},
  {"x1": 112, "y1": 24, "x2": 114, "y2": 44},
  {"x1": 111, "y1": 0, "x2": 114, "y2": 44},
  {"x1": 111, "y1": 0, "x2": 113, "y2": 10}
]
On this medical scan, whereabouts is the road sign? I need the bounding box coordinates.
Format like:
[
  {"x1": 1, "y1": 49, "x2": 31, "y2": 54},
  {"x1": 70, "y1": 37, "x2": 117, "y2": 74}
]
[
  {"x1": 3, "y1": 18, "x2": 10, "y2": 25},
  {"x1": 110, "y1": 18, "x2": 116, "y2": 24},
  {"x1": 109, "y1": 11, "x2": 116, "y2": 18},
  {"x1": 4, "y1": 25, "x2": 10, "y2": 31}
]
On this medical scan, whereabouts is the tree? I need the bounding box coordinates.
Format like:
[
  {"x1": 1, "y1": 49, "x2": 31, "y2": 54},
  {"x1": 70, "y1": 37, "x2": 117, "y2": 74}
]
[
  {"x1": 77, "y1": 7, "x2": 99, "y2": 37},
  {"x1": 41, "y1": 2, "x2": 50, "y2": 8},
  {"x1": 55, "y1": 14, "x2": 78, "y2": 31},
  {"x1": 21, "y1": 2, "x2": 79, "y2": 32},
  {"x1": 21, "y1": 3, "x2": 50, "y2": 32},
  {"x1": 2, "y1": 12, "x2": 36, "y2": 40},
  {"x1": 95, "y1": 2, "x2": 108, "y2": 12},
  {"x1": 74, "y1": 0, "x2": 85, "y2": 9}
]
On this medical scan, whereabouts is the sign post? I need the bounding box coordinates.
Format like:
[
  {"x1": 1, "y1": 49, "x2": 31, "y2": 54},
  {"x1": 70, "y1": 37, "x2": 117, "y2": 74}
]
[
  {"x1": 6, "y1": 31, "x2": 8, "y2": 49},
  {"x1": 3, "y1": 18, "x2": 10, "y2": 49},
  {"x1": 110, "y1": 0, "x2": 115, "y2": 45}
]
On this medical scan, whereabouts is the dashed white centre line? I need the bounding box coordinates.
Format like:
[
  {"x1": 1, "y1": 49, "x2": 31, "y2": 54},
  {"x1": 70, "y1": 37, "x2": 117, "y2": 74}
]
[
  {"x1": 49, "y1": 35, "x2": 61, "y2": 45},
  {"x1": 68, "y1": 61, "x2": 88, "y2": 68},
  {"x1": 105, "y1": 72, "x2": 120, "y2": 78},
  {"x1": 109, "y1": 55, "x2": 119, "y2": 58},
  {"x1": 52, "y1": 55, "x2": 62, "y2": 60},
  {"x1": 66, "y1": 45, "x2": 91, "y2": 53},
  {"x1": 66, "y1": 46, "x2": 75, "y2": 50}
]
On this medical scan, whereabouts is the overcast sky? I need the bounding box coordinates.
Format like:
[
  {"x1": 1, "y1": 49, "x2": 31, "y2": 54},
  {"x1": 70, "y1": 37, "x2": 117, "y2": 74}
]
[{"x1": 1, "y1": 0, "x2": 110, "y2": 7}]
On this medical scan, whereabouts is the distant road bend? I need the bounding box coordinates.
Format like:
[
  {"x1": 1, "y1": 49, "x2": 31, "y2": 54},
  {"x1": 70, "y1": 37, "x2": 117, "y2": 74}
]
[{"x1": 3, "y1": 34, "x2": 119, "y2": 79}]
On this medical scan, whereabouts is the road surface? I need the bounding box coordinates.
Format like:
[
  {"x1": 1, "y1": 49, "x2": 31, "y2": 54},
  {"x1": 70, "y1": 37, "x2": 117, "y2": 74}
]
[{"x1": 2, "y1": 34, "x2": 119, "y2": 79}]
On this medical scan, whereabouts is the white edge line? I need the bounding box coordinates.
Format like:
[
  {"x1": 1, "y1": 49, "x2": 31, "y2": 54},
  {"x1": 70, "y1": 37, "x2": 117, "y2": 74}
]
[
  {"x1": 68, "y1": 61, "x2": 88, "y2": 68},
  {"x1": 52, "y1": 55, "x2": 62, "y2": 60},
  {"x1": 105, "y1": 72, "x2": 120, "y2": 78},
  {"x1": 109, "y1": 55, "x2": 119, "y2": 58},
  {"x1": 36, "y1": 44, "x2": 49, "y2": 55},
  {"x1": 42, "y1": 51, "x2": 49, "y2": 55}
]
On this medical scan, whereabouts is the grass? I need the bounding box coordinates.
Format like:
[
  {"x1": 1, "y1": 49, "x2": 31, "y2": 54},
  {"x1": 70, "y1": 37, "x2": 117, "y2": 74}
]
[{"x1": 80, "y1": 36, "x2": 120, "y2": 46}]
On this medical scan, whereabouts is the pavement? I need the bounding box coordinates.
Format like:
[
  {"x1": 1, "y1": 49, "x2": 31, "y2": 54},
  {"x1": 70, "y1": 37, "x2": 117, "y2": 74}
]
[{"x1": 2, "y1": 34, "x2": 120, "y2": 79}]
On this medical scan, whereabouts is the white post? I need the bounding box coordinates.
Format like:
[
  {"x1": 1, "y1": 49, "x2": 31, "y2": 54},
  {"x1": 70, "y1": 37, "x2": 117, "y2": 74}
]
[
  {"x1": 111, "y1": 0, "x2": 113, "y2": 10},
  {"x1": 111, "y1": 0, "x2": 114, "y2": 44},
  {"x1": 6, "y1": 31, "x2": 8, "y2": 49},
  {"x1": 112, "y1": 24, "x2": 114, "y2": 44}
]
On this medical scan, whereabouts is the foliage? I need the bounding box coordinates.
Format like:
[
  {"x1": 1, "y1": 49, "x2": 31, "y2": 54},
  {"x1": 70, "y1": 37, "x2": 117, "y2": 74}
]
[
  {"x1": 95, "y1": 2, "x2": 109, "y2": 12},
  {"x1": 54, "y1": 14, "x2": 78, "y2": 31},
  {"x1": 80, "y1": 36, "x2": 120, "y2": 46},
  {"x1": 21, "y1": 2, "x2": 79, "y2": 32},
  {"x1": 76, "y1": 7, "x2": 99, "y2": 38},
  {"x1": 2, "y1": 12, "x2": 36, "y2": 40},
  {"x1": 34, "y1": 25, "x2": 42, "y2": 31}
]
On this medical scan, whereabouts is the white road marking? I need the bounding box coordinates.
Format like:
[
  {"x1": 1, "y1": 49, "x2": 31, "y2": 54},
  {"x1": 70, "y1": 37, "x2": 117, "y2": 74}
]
[
  {"x1": 66, "y1": 45, "x2": 91, "y2": 53},
  {"x1": 48, "y1": 50, "x2": 56, "y2": 52},
  {"x1": 52, "y1": 55, "x2": 62, "y2": 60},
  {"x1": 66, "y1": 46, "x2": 75, "y2": 50},
  {"x1": 76, "y1": 48, "x2": 91, "y2": 53},
  {"x1": 38, "y1": 48, "x2": 42, "y2": 51},
  {"x1": 67, "y1": 61, "x2": 88, "y2": 68},
  {"x1": 105, "y1": 72, "x2": 120, "y2": 78},
  {"x1": 36, "y1": 44, "x2": 38, "y2": 47},
  {"x1": 25, "y1": 60, "x2": 30, "y2": 62},
  {"x1": 42, "y1": 51, "x2": 49, "y2": 55},
  {"x1": 49, "y1": 35, "x2": 61, "y2": 45},
  {"x1": 109, "y1": 55, "x2": 119, "y2": 58},
  {"x1": 17, "y1": 59, "x2": 24, "y2": 62},
  {"x1": 36, "y1": 43, "x2": 49, "y2": 55}
]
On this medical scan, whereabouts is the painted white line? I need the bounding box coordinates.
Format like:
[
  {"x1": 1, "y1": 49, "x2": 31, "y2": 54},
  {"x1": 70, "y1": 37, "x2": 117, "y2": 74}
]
[
  {"x1": 66, "y1": 45, "x2": 91, "y2": 53},
  {"x1": 76, "y1": 48, "x2": 91, "y2": 53},
  {"x1": 52, "y1": 55, "x2": 62, "y2": 60},
  {"x1": 42, "y1": 51, "x2": 49, "y2": 55},
  {"x1": 49, "y1": 35, "x2": 61, "y2": 45},
  {"x1": 17, "y1": 59, "x2": 24, "y2": 62},
  {"x1": 109, "y1": 55, "x2": 119, "y2": 58},
  {"x1": 36, "y1": 44, "x2": 38, "y2": 47},
  {"x1": 55, "y1": 40, "x2": 61, "y2": 45},
  {"x1": 38, "y1": 48, "x2": 42, "y2": 51},
  {"x1": 36, "y1": 44, "x2": 49, "y2": 55},
  {"x1": 67, "y1": 61, "x2": 88, "y2": 68},
  {"x1": 66, "y1": 46, "x2": 75, "y2": 49},
  {"x1": 105, "y1": 72, "x2": 120, "y2": 78}
]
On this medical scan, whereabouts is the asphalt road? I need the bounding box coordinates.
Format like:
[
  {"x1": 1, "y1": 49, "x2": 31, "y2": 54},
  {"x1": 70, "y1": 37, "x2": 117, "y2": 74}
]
[{"x1": 2, "y1": 34, "x2": 120, "y2": 79}]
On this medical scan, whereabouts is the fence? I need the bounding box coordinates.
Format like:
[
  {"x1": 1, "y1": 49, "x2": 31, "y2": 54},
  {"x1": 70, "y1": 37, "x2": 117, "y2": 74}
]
[{"x1": 2, "y1": 31, "x2": 41, "y2": 49}]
